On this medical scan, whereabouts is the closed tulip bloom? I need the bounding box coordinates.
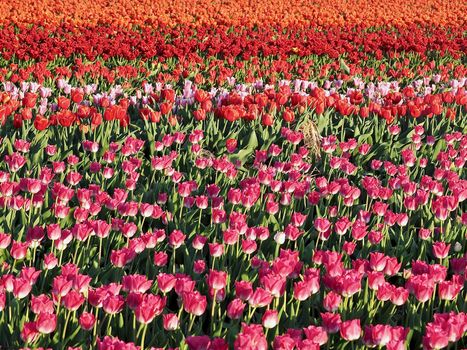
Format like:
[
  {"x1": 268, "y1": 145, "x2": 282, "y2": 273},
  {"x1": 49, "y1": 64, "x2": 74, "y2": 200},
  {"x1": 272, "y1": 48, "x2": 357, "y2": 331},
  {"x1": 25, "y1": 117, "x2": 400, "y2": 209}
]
[
  {"x1": 390, "y1": 287, "x2": 409, "y2": 306},
  {"x1": 323, "y1": 291, "x2": 342, "y2": 312},
  {"x1": 175, "y1": 276, "x2": 196, "y2": 295},
  {"x1": 314, "y1": 218, "x2": 331, "y2": 233},
  {"x1": 153, "y1": 251, "x2": 168, "y2": 266},
  {"x1": 273, "y1": 335, "x2": 296, "y2": 350},
  {"x1": 262, "y1": 309, "x2": 279, "y2": 329},
  {"x1": 369, "y1": 252, "x2": 388, "y2": 272},
  {"x1": 195, "y1": 195, "x2": 209, "y2": 209},
  {"x1": 321, "y1": 312, "x2": 342, "y2": 333},
  {"x1": 227, "y1": 298, "x2": 246, "y2": 320},
  {"x1": 363, "y1": 324, "x2": 393, "y2": 347},
  {"x1": 163, "y1": 313, "x2": 179, "y2": 330},
  {"x1": 208, "y1": 242, "x2": 224, "y2": 257},
  {"x1": 135, "y1": 297, "x2": 162, "y2": 324},
  {"x1": 122, "y1": 275, "x2": 153, "y2": 294},
  {"x1": 88, "y1": 288, "x2": 107, "y2": 308},
  {"x1": 304, "y1": 325, "x2": 328, "y2": 345},
  {"x1": 340, "y1": 319, "x2": 361, "y2": 341},
  {"x1": 182, "y1": 291, "x2": 207, "y2": 316},
  {"x1": 412, "y1": 283, "x2": 434, "y2": 303},
  {"x1": 10, "y1": 241, "x2": 29, "y2": 260},
  {"x1": 52, "y1": 276, "x2": 73, "y2": 297},
  {"x1": 47, "y1": 224, "x2": 61, "y2": 240},
  {"x1": 292, "y1": 280, "x2": 313, "y2": 302},
  {"x1": 0, "y1": 232, "x2": 11, "y2": 249},
  {"x1": 438, "y1": 279, "x2": 463, "y2": 301},
  {"x1": 79, "y1": 312, "x2": 96, "y2": 330},
  {"x1": 186, "y1": 336, "x2": 211, "y2": 350},
  {"x1": 30, "y1": 294, "x2": 54, "y2": 315},
  {"x1": 248, "y1": 288, "x2": 273, "y2": 308},
  {"x1": 235, "y1": 281, "x2": 253, "y2": 301},
  {"x1": 193, "y1": 259, "x2": 206, "y2": 274},
  {"x1": 291, "y1": 212, "x2": 307, "y2": 227},
  {"x1": 62, "y1": 290, "x2": 85, "y2": 311},
  {"x1": 103, "y1": 295, "x2": 125, "y2": 314},
  {"x1": 21, "y1": 322, "x2": 39, "y2": 343},
  {"x1": 234, "y1": 323, "x2": 268, "y2": 350},
  {"x1": 260, "y1": 272, "x2": 286, "y2": 297},
  {"x1": 241, "y1": 239, "x2": 257, "y2": 254},
  {"x1": 192, "y1": 235, "x2": 207, "y2": 250},
  {"x1": 36, "y1": 313, "x2": 57, "y2": 334},
  {"x1": 168, "y1": 230, "x2": 186, "y2": 248},
  {"x1": 13, "y1": 277, "x2": 32, "y2": 299},
  {"x1": 342, "y1": 241, "x2": 356, "y2": 255}
]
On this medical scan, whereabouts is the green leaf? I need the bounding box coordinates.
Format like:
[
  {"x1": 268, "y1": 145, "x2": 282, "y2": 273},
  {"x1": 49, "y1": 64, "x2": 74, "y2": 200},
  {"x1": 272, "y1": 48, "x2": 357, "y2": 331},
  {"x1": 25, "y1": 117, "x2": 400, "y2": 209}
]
[
  {"x1": 229, "y1": 129, "x2": 258, "y2": 163},
  {"x1": 339, "y1": 59, "x2": 350, "y2": 74},
  {"x1": 432, "y1": 139, "x2": 446, "y2": 160},
  {"x1": 241, "y1": 273, "x2": 250, "y2": 281}
]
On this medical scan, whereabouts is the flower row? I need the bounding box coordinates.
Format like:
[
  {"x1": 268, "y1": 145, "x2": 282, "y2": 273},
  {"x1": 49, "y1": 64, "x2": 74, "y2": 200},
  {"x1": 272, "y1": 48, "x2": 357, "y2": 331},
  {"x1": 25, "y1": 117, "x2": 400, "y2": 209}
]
[
  {"x1": 1, "y1": 24, "x2": 465, "y2": 64},
  {"x1": 0, "y1": 0, "x2": 465, "y2": 27},
  {"x1": 1, "y1": 77, "x2": 466, "y2": 131}
]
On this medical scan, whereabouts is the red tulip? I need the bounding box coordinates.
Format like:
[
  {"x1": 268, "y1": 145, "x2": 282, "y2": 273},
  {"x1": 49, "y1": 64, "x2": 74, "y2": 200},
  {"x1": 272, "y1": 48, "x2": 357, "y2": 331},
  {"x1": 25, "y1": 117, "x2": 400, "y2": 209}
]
[
  {"x1": 390, "y1": 287, "x2": 409, "y2": 306},
  {"x1": 438, "y1": 278, "x2": 463, "y2": 301},
  {"x1": 22, "y1": 92, "x2": 37, "y2": 108},
  {"x1": 226, "y1": 138, "x2": 238, "y2": 153},
  {"x1": 261, "y1": 113, "x2": 274, "y2": 126},
  {"x1": 282, "y1": 108, "x2": 295, "y2": 123},
  {"x1": 43, "y1": 253, "x2": 58, "y2": 270},
  {"x1": 71, "y1": 89, "x2": 84, "y2": 104},
  {"x1": 363, "y1": 324, "x2": 394, "y2": 347},
  {"x1": 57, "y1": 96, "x2": 70, "y2": 110},
  {"x1": 34, "y1": 115, "x2": 49, "y2": 131},
  {"x1": 314, "y1": 218, "x2": 331, "y2": 233},
  {"x1": 260, "y1": 272, "x2": 286, "y2": 298}
]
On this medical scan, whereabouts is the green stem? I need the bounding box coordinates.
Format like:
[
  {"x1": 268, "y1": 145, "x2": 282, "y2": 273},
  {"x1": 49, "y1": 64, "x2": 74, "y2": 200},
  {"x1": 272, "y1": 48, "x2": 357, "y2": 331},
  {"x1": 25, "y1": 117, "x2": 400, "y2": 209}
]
[{"x1": 140, "y1": 323, "x2": 148, "y2": 350}]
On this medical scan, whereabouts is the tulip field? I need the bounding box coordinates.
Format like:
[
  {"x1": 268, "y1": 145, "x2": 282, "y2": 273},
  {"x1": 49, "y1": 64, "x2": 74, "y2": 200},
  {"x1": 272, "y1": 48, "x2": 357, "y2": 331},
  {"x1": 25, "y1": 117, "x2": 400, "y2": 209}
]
[{"x1": 0, "y1": 0, "x2": 466, "y2": 349}]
